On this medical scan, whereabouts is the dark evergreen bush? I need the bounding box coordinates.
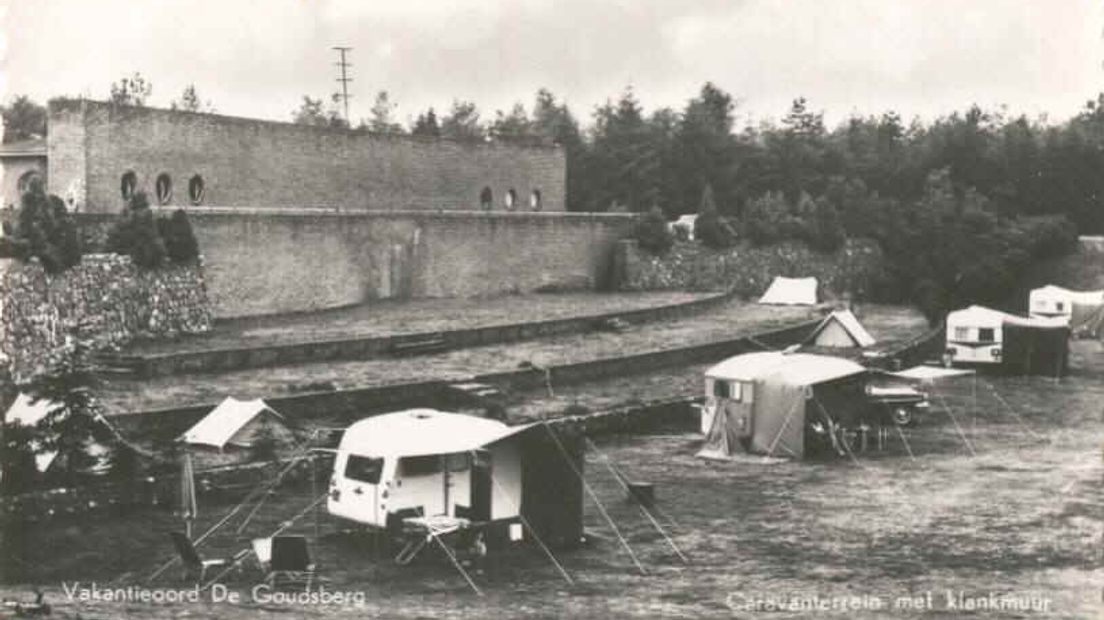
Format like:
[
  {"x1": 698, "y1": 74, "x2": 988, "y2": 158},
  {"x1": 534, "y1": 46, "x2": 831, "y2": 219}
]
[
  {"x1": 694, "y1": 184, "x2": 736, "y2": 249},
  {"x1": 159, "y1": 209, "x2": 200, "y2": 264},
  {"x1": 106, "y1": 192, "x2": 166, "y2": 269},
  {"x1": 7, "y1": 179, "x2": 82, "y2": 273},
  {"x1": 633, "y1": 205, "x2": 673, "y2": 255}
]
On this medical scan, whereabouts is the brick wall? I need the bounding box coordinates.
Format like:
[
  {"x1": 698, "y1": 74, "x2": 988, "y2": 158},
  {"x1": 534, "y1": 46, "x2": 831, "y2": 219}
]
[
  {"x1": 48, "y1": 100, "x2": 565, "y2": 213},
  {"x1": 114, "y1": 208, "x2": 636, "y2": 319}
]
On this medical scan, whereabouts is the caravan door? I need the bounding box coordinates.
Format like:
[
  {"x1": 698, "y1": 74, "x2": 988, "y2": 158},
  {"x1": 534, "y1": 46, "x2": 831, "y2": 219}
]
[{"x1": 328, "y1": 453, "x2": 390, "y2": 528}]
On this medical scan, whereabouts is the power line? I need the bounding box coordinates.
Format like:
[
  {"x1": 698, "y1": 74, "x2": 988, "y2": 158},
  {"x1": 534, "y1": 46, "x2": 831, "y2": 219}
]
[{"x1": 333, "y1": 46, "x2": 353, "y2": 124}]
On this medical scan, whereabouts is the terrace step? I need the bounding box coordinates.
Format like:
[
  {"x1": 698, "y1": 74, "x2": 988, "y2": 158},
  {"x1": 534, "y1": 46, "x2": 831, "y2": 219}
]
[
  {"x1": 390, "y1": 337, "x2": 449, "y2": 357},
  {"x1": 444, "y1": 381, "x2": 506, "y2": 407},
  {"x1": 91, "y1": 353, "x2": 143, "y2": 377}
]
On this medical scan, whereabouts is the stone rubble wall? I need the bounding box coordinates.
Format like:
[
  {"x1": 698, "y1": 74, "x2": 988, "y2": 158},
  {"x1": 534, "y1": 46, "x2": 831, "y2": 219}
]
[
  {"x1": 0, "y1": 254, "x2": 212, "y2": 383},
  {"x1": 615, "y1": 238, "x2": 887, "y2": 300}
]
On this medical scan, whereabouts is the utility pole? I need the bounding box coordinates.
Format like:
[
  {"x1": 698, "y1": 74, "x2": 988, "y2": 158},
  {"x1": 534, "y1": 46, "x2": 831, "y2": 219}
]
[{"x1": 333, "y1": 46, "x2": 353, "y2": 124}]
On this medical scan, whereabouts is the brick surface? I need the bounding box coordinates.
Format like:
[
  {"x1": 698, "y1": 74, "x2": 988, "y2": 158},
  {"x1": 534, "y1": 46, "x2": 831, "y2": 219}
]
[{"x1": 47, "y1": 100, "x2": 565, "y2": 213}]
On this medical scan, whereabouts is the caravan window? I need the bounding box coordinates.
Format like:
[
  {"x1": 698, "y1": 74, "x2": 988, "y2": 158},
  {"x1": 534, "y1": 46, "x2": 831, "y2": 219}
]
[
  {"x1": 345, "y1": 455, "x2": 384, "y2": 484},
  {"x1": 445, "y1": 453, "x2": 470, "y2": 472},
  {"x1": 1055, "y1": 302, "x2": 1065, "y2": 312},
  {"x1": 712, "y1": 380, "x2": 747, "y2": 402},
  {"x1": 399, "y1": 455, "x2": 441, "y2": 477},
  {"x1": 954, "y1": 327, "x2": 969, "y2": 341},
  {"x1": 977, "y1": 328, "x2": 995, "y2": 343}
]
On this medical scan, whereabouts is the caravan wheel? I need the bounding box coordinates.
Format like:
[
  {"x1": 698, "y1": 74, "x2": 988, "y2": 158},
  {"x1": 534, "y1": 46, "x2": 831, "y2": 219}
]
[{"x1": 892, "y1": 407, "x2": 914, "y2": 427}]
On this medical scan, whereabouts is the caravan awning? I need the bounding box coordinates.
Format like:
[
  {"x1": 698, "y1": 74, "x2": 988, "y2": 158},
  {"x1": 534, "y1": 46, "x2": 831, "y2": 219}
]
[
  {"x1": 707, "y1": 352, "x2": 865, "y2": 386},
  {"x1": 888, "y1": 366, "x2": 976, "y2": 381},
  {"x1": 179, "y1": 397, "x2": 283, "y2": 449},
  {"x1": 948, "y1": 305, "x2": 1068, "y2": 329},
  {"x1": 339, "y1": 409, "x2": 538, "y2": 458}
]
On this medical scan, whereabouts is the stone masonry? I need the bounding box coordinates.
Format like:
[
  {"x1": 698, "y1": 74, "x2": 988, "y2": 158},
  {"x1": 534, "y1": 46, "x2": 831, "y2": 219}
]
[{"x1": 0, "y1": 254, "x2": 212, "y2": 383}]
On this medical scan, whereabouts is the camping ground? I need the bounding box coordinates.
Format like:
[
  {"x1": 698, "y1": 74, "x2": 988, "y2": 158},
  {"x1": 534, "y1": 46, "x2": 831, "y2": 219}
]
[{"x1": 1, "y1": 339, "x2": 1100, "y2": 619}]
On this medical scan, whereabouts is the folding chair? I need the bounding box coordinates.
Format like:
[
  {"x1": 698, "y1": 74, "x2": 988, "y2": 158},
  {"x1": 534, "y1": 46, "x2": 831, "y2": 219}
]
[
  {"x1": 265, "y1": 536, "x2": 316, "y2": 590},
  {"x1": 169, "y1": 532, "x2": 233, "y2": 583}
]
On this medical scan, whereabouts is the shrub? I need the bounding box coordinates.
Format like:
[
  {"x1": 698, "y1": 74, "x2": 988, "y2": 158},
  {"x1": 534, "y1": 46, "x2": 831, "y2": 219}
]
[
  {"x1": 804, "y1": 198, "x2": 846, "y2": 252},
  {"x1": 8, "y1": 180, "x2": 82, "y2": 273},
  {"x1": 694, "y1": 184, "x2": 736, "y2": 249},
  {"x1": 158, "y1": 209, "x2": 201, "y2": 264},
  {"x1": 633, "y1": 205, "x2": 673, "y2": 255},
  {"x1": 106, "y1": 192, "x2": 166, "y2": 269}
]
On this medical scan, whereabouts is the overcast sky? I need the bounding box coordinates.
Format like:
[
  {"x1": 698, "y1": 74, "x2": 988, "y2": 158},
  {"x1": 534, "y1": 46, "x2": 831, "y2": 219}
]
[{"x1": 2, "y1": 0, "x2": 1102, "y2": 129}]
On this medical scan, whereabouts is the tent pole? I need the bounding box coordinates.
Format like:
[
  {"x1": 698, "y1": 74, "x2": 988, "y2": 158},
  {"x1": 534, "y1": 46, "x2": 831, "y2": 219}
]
[
  {"x1": 472, "y1": 450, "x2": 575, "y2": 586},
  {"x1": 583, "y1": 437, "x2": 688, "y2": 564},
  {"x1": 540, "y1": 422, "x2": 647, "y2": 575},
  {"x1": 936, "y1": 392, "x2": 977, "y2": 457}
]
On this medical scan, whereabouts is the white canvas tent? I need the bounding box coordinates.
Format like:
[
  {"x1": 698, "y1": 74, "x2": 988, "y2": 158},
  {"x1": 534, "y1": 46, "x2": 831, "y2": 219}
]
[
  {"x1": 808, "y1": 310, "x2": 877, "y2": 348},
  {"x1": 178, "y1": 397, "x2": 296, "y2": 451},
  {"x1": 699, "y1": 352, "x2": 868, "y2": 459},
  {"x1": 759, "y1": 276, "x2": 818, "y2": 305},
  {"x1": 1028, "y1": 285, "x2": 1104, "y2": 337}
]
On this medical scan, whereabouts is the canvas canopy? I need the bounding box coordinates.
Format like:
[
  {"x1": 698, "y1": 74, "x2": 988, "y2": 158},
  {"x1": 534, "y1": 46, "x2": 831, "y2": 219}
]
[
  {"x1": 888, "y1": 365, "x2": 976, "y2": 382},
  {"x1": 758, "y1": 277, "x2": 818, "y2": 305},
  {"x1": 179, "y1": 397, "x2": 293, "y2": 450},
  {"x1": 947, "y1": 305, "x2": 1067, "y2": 332},
  {"x1": 700, "y1": 353, "x2": 867, "y2": 460},
  {"x1": 339, "y1": 409, "x2": 537, "y2": 458},
  {"x1": 808, "y1": 310, "x2": 876, "y2": 348}
]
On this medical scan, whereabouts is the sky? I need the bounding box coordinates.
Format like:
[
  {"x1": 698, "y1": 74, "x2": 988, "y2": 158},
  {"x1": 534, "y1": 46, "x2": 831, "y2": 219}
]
[{"x1": 2, "y1": 0, "x2": 1102, "y2": 129}]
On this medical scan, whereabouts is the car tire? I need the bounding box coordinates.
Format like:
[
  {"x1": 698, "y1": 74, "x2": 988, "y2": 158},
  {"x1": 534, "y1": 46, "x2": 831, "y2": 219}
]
[{"x1": 892, "y1": 407, "x2": 913, "y2": 427}]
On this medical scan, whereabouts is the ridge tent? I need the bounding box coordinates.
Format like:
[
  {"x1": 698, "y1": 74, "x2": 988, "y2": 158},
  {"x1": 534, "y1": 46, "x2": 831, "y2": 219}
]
[
  {"x1": 179, "y1": 397, "x2": 298, "y2": 452},
  {"x1": 698, "y1": 352, "x2": 869, "y2": 459},
  {"x1": 328, "y1": 409, "x2": 584, "y2": 549},
  {"x1": 1028, "y1": 285, "x2": 1104, "y2": 338},
  {"x1": 807, "y1": 310, "x2": 877, "y2": 348},
  {"x1": 758, "y1": 277, "x2": 818, "y2": 306},
  {"x1": 945, "y1": 305, "x2": 1069, "y2": 376}
]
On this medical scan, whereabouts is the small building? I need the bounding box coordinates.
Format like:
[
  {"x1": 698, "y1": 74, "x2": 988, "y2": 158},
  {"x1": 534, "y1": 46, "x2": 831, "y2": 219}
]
[
  {"x1": 807, "y1": 310, "x2": 876, "y2": 348},
  {"x1": 0, "y1": 138, "x2": 47, "y2": 213},
  {"x1": 699, "y1": 352, "x2": 871, "y2": 459},
  {"x1": 945, "y1": 305, "x2": 1069, "y2": 376},
  {"x1": 328, "y1": 409, "x2": 584, "y2": 549},
  {"x1": 759, "y1": 276, "x2": 818, "y2": 306}
]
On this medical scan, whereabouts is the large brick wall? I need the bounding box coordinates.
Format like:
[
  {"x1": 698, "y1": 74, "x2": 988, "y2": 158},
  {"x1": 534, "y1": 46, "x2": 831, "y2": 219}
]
[
  {"x1": 111, "y1": 208, "x2": 635, "y2": 319},
  {"x1": 47, "y1": 100, "x2": 566, "y2": 214}
]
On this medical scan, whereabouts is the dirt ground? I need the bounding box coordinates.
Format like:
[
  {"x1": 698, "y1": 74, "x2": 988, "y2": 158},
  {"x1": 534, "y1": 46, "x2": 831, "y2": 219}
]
[
  {"x1": 99, "y1": 299, "x2": 828, "y2": 414},
  {"x1": 125, "y1": 292, "x2": 714, "y2": 355},
  {"x1": 4, "y1": 345, "x2": 1098, "y2": 618}
]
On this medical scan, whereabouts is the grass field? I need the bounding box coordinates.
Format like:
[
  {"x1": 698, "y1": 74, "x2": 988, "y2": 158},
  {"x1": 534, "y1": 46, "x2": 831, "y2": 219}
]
[{"x1": 3, "y1": 343, "x2": 1099, "y2": 618}]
